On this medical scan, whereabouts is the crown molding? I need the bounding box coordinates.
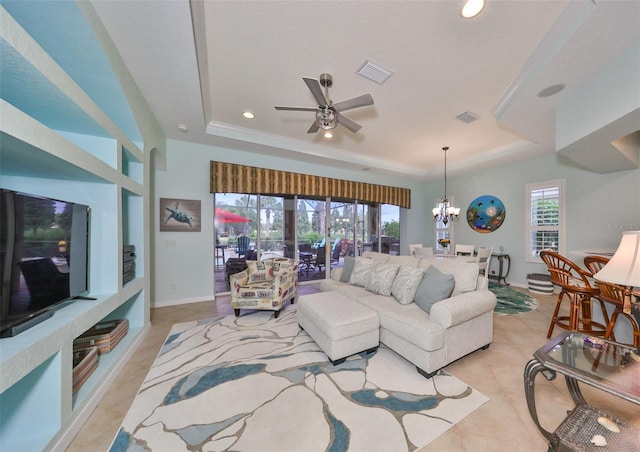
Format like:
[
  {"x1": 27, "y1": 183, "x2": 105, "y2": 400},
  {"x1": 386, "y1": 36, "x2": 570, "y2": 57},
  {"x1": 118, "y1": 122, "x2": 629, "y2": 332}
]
[{"x1": 205, "y1": 120, "x2": 427, "y2": 178}]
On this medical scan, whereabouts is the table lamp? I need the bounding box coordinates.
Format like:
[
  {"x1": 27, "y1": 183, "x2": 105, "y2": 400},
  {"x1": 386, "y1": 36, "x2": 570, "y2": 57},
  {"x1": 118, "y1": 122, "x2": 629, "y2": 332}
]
[{"x1": 593, "y1": 230, "x2": 640, "y2": 362}]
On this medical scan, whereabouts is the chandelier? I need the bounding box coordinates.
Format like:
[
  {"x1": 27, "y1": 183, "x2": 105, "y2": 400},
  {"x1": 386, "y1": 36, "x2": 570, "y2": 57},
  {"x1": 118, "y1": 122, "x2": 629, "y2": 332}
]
[{"x1": 432, "y1": 146, "x2": 460, "y2": 225}]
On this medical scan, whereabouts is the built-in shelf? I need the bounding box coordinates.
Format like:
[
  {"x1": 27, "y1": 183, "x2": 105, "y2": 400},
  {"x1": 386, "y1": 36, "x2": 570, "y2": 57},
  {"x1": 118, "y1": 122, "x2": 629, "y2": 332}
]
[{"x1": 0, "y1": 5, "x2": 151, "y2": 450}]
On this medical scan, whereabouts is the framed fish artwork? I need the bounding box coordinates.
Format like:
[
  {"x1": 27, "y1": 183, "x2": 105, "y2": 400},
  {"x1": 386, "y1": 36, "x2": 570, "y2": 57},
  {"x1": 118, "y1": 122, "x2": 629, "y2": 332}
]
[{"x1": 466, "y1": 195, "x2": 505, "y2": 233}]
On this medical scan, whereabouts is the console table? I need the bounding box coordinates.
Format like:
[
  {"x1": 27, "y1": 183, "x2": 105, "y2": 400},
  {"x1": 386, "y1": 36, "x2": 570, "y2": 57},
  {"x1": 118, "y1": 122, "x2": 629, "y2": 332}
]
[
  {"x1": 488, "y1": 253, "x2": 510, "y2": 286},
  {"x1": 524, "y1": 332, "x2": 640, "y2": 451}
]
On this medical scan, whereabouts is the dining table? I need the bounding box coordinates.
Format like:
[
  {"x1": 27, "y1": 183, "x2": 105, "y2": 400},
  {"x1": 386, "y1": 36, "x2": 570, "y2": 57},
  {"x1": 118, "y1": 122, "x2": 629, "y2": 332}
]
[{"x1": 433, "y1": 254, "x2": 476, "y2": 263}]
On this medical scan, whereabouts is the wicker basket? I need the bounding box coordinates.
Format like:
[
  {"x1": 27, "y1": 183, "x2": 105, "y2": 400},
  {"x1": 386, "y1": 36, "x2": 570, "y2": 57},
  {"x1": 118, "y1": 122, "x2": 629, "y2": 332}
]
[
  {"x1": 527, "y1": 273, "x2": 553, "y2": 294},
  {"x1": 72, "y1": 346, "x2": 98, "y2": 393},
  {"x1": 73, "y1": 319, "x2": 128, "y2": 355}
]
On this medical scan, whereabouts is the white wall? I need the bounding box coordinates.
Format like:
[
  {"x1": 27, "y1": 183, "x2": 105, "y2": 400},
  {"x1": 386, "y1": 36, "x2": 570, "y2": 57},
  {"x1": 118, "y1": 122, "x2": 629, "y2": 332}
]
[{"x1": 152, "y1": 139, "x2": 428, "y2": 307}]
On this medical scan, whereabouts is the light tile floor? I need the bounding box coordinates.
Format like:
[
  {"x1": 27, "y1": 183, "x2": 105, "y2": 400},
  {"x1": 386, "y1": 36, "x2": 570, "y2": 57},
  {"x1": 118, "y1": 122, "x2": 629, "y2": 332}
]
[{"x1": 68, "y1": 284, "x2": 639, "y2": 451}]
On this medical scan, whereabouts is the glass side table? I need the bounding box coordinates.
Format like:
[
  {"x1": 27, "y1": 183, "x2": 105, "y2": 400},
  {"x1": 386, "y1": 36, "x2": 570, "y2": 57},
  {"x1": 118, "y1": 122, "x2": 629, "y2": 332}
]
[{"x1": 524, "y1": 331, "x2": 639, "y2": 451}]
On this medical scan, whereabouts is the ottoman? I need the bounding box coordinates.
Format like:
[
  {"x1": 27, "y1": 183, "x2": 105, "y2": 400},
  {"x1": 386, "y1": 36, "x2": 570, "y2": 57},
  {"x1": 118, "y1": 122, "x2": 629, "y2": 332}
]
[{"x1": 297, "y1": 291, "x2": 379, "y2": 365}]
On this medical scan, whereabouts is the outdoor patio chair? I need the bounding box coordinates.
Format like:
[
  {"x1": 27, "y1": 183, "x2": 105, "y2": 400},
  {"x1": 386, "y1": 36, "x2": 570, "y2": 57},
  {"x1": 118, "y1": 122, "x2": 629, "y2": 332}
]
[
  {"x1": 313, "y1": 246, "x2": 326, "y2": 276},
  {"x1": 330, "y1": 242, "x2": 341, "y2": 265},
  {"x1": 235, "y1": 235, "x2": 251, "y2": 258}
]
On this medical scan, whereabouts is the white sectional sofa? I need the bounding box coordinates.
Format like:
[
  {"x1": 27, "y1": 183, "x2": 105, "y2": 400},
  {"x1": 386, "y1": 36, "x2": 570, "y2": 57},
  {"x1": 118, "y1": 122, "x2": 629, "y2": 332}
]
[{"x1": 318, "y1": 251, "x2": 497, "y2": 378}]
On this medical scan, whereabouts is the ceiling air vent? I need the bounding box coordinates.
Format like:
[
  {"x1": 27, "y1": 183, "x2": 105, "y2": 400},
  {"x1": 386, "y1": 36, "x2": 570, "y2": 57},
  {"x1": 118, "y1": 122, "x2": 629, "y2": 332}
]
[
  {"x1": 456, "y1": 111, "x2": 479, "y2": 124},
  {"x1": 357, "y1": 59, "x2": 393, "y2": 84}
]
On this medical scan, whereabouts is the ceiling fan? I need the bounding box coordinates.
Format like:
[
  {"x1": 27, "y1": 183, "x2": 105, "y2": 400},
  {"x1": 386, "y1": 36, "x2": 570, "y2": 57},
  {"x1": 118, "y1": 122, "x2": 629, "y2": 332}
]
[{"x1": 275, "y1": 73, "x2": 374, "y2": 134}]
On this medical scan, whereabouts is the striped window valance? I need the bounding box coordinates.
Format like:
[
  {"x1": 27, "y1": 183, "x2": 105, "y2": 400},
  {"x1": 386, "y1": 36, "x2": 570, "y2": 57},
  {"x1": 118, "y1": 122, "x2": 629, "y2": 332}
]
[{"x1": 210, "y1": 161, "x2": 411, "y2": 209}]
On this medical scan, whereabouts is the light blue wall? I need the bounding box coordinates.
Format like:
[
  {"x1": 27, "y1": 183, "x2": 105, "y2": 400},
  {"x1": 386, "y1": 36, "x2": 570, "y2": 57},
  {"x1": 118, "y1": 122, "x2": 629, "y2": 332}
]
[
  {"x1": 153, "y1": 139, "x2": 428, "y2": 306},
  {"x1": 153, "y1": 138, "x2": 638, "y2": 305},
  {"x1": 443, "y1": 151, "x2": 640, "y2": 285}
]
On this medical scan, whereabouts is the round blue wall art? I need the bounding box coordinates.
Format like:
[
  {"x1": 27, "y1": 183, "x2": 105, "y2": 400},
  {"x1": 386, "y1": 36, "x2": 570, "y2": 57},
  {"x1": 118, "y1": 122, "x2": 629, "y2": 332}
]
[{"x1": 466, "y1": 195, "x2": 506, "y2": 233}]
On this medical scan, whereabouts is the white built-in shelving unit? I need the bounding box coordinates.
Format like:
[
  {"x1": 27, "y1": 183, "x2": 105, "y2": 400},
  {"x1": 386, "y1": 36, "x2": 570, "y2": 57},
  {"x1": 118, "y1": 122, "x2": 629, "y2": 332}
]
[{"x1": 0, "y1": 5, "x2": 152, "y2": 450}]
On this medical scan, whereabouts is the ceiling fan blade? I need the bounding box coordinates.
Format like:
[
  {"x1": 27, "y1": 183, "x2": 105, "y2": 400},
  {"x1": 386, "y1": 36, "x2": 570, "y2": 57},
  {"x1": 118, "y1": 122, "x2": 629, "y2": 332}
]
[
  {"x1": 275, "y1": 106, "x2": 318, "y2": 111},
  {"x1": 336, "y1": 112, "x2": 362, "y2": 133},
  {"x1": 303, "y1": 77, "x2": 328, "y2": 106},
  {"x1": 332, "y1": 93, "x2": 374, "y2": 112},
  {"x1": 307, "y1": 121, "x2": 320, "y2": 134}
]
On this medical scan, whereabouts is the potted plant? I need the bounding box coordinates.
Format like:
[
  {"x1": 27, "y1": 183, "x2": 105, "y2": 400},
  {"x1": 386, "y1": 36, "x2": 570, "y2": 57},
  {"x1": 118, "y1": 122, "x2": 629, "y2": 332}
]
[{"x1": 438, "y1": 238, "x2": 451, "y2": 256}]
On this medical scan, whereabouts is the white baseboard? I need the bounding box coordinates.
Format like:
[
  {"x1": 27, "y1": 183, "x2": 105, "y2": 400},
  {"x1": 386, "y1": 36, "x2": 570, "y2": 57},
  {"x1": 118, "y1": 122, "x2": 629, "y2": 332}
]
[{"x1": 152, "y1": 295, "x2": 215, "y2": 309}]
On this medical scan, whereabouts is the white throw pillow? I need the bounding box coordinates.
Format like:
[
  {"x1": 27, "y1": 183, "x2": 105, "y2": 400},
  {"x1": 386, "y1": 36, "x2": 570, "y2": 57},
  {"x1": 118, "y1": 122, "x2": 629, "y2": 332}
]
[
  {"x1": 391, "y1": 266, "x2": 425, "y2": 305},
  {"x1": 349, "y1": 257, "x2": 377, "y2": 287},
  {"x1": 365, "y1": 262, "x2": 400, "y2": 296}
]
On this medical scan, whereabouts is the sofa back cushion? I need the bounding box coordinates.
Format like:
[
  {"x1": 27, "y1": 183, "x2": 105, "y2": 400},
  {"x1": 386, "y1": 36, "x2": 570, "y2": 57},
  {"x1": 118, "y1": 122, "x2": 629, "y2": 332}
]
[
  {"x1": 414, "y1": 266, "x2": 455, "y2": 313},
  {"x1": 418, "y1": 259, "x2": 478, "y2": 294},
  {"x1": 361, "y1": 251, "x2": 390, "y2": 263},
  {"x1": 271, "y1": 257, "x2": 297, "y2": 275},
  {"x1": 387, "y1": 255, "x2": 421, "y2": 268}
]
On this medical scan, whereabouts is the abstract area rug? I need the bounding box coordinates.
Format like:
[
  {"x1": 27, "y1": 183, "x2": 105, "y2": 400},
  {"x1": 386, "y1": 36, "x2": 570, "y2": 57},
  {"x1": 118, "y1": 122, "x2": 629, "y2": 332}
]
[
  {"x1": 110, "y1": 307, "x2": 488, "y2": 451},
  {"x1": 489, "y1": 283, "x2": 539, "y2": 315}
]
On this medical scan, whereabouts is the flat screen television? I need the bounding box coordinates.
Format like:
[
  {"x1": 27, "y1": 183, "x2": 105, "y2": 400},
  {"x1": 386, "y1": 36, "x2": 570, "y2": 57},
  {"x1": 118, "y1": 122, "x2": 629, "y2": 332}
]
[{"x1": 0, "y1": 189, "x2": 90, "y2": 337}]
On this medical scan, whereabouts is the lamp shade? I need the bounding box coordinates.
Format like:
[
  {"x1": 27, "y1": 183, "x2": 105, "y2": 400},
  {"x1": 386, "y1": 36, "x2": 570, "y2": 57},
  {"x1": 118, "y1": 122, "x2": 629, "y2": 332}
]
[{"x1": 594, "y1": 230, "x2": 640, "y2": 287}]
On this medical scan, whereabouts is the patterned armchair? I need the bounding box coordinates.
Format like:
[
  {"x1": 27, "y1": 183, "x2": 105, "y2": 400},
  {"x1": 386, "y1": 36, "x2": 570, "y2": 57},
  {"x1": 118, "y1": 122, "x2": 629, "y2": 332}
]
[{"x1": 229, "y1": 258, "x2": 299, "y2": 318}]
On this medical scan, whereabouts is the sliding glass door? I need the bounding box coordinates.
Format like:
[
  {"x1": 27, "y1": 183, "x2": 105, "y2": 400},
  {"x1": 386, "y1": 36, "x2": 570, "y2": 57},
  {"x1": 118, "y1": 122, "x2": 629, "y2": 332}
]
[
  {"x1": 258, "y1": 195, "x2": 285, "y2": 260},
  {"x1": 295, "y1": 198, "x2": 326, "y2": 281},
  {"x1": 380, "y1": 204, "x2": 400, "y2": 254},
  {"x1": 214, "y1": 193, "x2": 401, "y2": 293}
]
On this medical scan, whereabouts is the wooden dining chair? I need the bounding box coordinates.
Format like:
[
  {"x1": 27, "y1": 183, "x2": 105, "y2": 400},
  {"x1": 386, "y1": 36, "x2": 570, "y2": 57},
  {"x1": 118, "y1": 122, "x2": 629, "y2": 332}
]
[
  {"x1": 583, "y1": 255, "x2": 609, "y2": 275},
  {"x1": 540, "y1": 251, "x2": 609, "y2": 338},
  {"x1": 415, "y1": 247, "x2": 434, "y2": 259},
  {"x1": 454, "y1": 244, "x2": 475, "y2": 256},
  {"x1": 585, "y1": 255, "x2": 640, "y2": 348},
  {"x1": 409, "y1": 244, "x2": 423, "y2": 256},
  {"x1": 475, "y1": 247, "x2": 493, "y2": 276}
]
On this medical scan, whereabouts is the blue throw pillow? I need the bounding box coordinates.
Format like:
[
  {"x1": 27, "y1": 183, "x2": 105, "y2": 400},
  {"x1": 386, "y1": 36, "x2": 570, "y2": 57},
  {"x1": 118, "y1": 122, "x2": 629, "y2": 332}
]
[
  {"x1": 414, "y1": 266, "x2": 455, "y2": 313},
  {"x1": 340, "y1": 256, "x2": 356, "y2": 282}
]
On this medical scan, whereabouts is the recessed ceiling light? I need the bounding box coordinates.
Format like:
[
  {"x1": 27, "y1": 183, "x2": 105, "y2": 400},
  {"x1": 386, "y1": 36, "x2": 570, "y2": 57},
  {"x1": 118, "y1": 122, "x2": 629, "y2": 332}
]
[
  {"x1": 323, "y1": 131, "x2": 333, "y2": 139},
  {"x1": 461, "y1": 0, "x2": 485, "y2": 19},
  {"x1": 242, "y1": 111, "x2": 255, "y2": 119},
  {"x1": 537, "y1": 83, "x2": 566, "y2": 98},
  {"x1": 177, "y1": 123, "x2": 188, "y2": 132}
]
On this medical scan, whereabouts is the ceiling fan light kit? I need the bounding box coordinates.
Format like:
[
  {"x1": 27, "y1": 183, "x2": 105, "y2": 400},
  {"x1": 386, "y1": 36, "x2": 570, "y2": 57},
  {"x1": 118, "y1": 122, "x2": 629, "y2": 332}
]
[
  {"x1": 275, "y1": 73, "x2": 374, "y2": 134},
  {"x1": 315, "y1": 106, "x2": 337, "y2": 130}
]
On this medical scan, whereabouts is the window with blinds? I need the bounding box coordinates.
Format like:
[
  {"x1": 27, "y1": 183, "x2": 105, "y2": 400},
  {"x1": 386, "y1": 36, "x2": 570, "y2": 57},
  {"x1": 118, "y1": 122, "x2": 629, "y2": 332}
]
[{"x1": 526, "y1": 180, "x2": 565, "y2": 261}]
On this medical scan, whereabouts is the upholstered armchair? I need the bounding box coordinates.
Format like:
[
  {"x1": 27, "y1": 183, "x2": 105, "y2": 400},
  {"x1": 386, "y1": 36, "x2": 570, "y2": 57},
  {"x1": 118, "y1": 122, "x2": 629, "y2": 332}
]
[{"x1": 229, "y1": 258, "x2": 299, "y2": 318}]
